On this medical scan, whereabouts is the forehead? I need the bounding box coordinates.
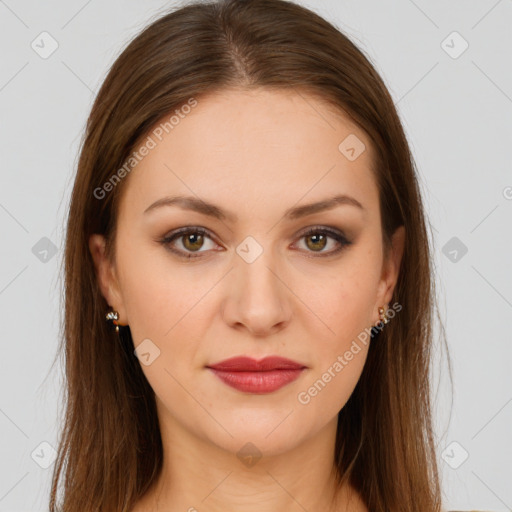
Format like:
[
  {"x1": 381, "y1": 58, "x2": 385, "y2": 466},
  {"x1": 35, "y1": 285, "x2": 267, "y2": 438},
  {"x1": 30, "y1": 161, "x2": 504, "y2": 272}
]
[{"x1": 119, "y1": 87, "x2": 379, "y2": 222}]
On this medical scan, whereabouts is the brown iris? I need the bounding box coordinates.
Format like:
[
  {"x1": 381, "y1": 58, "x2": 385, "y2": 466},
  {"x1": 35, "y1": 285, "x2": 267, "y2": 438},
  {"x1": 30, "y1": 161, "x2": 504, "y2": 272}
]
[
  {"x1": 182, "y1": 233, "x2": 205, "y2": 252},
  {"x1": 305, "y1": 232, "x2": 327, "y2": 252}
]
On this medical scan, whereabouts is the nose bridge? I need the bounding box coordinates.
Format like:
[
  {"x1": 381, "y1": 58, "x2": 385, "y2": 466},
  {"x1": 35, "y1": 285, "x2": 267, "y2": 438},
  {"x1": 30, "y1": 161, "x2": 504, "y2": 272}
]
[
  {"x1": 222, "y1": 239, "x2": 291, "y2": 334},
  {"x1": 240, "y1": 246, "x2": 281, "y2": 300}
]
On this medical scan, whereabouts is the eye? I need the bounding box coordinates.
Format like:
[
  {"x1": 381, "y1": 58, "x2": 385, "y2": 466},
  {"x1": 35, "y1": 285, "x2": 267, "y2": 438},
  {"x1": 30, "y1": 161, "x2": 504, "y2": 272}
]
[
  {"x1": 160, "y1": 227, "x2": 219, "y2": 259},
  {"x1": 160, "y1": 225, "x2": 352, "y2": 259},
  {"x1": 292, "y1": 226, "x2": 352, "y2": 257}
]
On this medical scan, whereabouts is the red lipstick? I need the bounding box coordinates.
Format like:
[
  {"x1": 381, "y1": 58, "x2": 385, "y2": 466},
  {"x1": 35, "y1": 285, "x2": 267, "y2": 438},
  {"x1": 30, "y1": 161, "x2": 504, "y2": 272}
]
[{"x1": 206, "y1": 356, "x2": 306, "y2": 394}]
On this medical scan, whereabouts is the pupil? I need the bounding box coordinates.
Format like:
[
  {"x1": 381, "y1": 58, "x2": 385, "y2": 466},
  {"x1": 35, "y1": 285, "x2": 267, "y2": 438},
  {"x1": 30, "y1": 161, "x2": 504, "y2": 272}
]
[
  {"x1": 307, "y1": 233, "x2": 326, "y2": 251},
  {"x1": 184, "y1": 233, "x2": 203, "y2": 251}
]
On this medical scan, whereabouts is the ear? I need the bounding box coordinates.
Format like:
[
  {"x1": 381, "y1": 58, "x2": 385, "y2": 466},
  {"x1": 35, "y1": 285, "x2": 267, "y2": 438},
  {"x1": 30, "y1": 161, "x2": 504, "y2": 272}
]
[
  {"x1": 374, "y1": 225, "x2": 405, "y2": 323},
  {"x1": 88, "y1": 233, "x2": 127, "y2": 325}
]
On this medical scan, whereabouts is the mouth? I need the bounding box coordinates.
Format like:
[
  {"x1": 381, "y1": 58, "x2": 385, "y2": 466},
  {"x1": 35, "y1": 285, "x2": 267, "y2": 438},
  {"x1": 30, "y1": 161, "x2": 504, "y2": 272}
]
[{"x1": 206, "y1": 356, "x2": 307, "y2": 394}]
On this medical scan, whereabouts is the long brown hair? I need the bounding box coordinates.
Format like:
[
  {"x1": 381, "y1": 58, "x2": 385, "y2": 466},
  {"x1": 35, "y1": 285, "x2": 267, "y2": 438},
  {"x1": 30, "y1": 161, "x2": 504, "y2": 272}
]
[{"x1": 49, "y1": 0, "x2": 449, "y2": 510}]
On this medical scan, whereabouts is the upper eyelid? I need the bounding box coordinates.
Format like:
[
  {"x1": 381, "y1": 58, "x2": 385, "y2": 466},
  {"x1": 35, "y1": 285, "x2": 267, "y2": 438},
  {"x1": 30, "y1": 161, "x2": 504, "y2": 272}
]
[
  {"x1": 164, "y1": 225, "x2": 346, "y2": 241},
  {"x1": 163, "y1": 225, "x2": 348, "y2": 251}
]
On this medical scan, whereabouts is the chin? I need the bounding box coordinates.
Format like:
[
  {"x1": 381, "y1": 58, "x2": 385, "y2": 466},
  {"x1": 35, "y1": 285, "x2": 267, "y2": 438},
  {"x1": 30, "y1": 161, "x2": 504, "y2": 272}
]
[
  {"x1": 196, "y1": 410, "x2": 316, "y2": 457},
  {"x1": 212, "y1": 428, "x2": 306, "y2": 462}
]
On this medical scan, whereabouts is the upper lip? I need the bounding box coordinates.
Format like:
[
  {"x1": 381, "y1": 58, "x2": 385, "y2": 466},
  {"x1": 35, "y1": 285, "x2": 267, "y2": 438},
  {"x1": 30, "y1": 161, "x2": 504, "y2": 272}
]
[{"x1": 207, "y1": 356, "x2": 306, "y2": 371}]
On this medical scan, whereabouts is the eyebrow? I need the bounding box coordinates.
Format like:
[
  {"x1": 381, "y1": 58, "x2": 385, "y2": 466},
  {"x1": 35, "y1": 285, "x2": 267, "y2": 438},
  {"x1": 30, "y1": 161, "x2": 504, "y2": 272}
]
[{"x1": 143, "y1": 194, "x2": 365, "y2": 222}]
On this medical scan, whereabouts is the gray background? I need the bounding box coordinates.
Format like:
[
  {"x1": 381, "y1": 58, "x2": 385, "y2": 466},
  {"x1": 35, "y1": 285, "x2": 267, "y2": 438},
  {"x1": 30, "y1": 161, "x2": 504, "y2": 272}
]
[{"x1": 0, "y1": 0, "x2": 511, "y2": 510}]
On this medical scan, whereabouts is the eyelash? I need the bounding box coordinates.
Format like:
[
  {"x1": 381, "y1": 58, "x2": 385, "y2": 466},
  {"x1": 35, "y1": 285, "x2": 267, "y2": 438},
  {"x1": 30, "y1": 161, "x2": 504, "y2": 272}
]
[{"x1": 159, "y1": 226, "x2": 352, "y2": 260}]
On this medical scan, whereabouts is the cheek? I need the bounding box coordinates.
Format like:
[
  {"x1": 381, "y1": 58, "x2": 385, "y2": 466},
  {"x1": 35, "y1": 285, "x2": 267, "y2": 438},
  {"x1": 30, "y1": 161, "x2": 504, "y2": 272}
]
[
  {"x1": 296, "y1": 278, "x2": 373, "y2": 418},
  {"x1": 294, "y1": 253, "x2": 378, "y2": 411},
  {"x1": 303, "y1": 265, "x2": 378, "y2": 352},
  {"x1": 118, "y1": 253, "x2": 211, "y2": 411},
  {"x1": 300, "y1": 345, "x2": 369, "y2": 421},
  {"x1": 117, "y1": 241, "x2": 211, "y2": 340},
  {"x1": 117, "y1": 255, "x2": 223, "y2": 415}
]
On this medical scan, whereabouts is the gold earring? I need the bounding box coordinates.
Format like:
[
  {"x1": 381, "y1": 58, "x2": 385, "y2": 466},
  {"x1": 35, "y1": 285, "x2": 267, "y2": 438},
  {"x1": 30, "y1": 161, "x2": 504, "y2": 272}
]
[
  {"x1": 376, "y1": 305, "x2": 389, "y2": 326},
  {"x1": 105, "y1": 309, "x2": 121, "y2": 333}
]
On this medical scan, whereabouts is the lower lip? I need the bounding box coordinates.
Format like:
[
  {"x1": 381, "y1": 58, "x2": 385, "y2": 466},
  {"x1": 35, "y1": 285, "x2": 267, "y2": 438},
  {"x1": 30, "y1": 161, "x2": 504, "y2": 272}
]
[{"x1": 208, "y1": 368, "x2": 305, "y2": 393}]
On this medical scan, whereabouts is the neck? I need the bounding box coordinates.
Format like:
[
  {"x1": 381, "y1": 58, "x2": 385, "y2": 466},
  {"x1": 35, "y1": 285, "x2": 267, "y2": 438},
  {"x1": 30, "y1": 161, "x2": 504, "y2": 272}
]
[{"x1": 138, "y1": 410, "x2": 365, "y2": 512}]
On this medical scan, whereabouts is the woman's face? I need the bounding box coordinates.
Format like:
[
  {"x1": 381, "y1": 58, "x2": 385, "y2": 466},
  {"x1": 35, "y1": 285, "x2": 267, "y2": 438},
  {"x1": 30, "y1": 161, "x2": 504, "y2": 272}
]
[{"x1": 90, "y1": 87, "x2": 404, "y2": 457}]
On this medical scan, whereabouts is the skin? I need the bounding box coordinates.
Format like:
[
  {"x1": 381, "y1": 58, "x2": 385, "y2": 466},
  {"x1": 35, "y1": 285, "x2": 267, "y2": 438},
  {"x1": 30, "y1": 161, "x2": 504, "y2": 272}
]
[{"x1": 89, "y1": 87, "x2": 405, "y2": 512}]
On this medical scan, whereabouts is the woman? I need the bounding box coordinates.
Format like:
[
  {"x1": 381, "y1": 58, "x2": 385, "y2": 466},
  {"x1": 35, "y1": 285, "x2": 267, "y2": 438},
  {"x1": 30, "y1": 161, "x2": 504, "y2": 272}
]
[{"x1": 50, "y1": 0, "x2": 453, "y2": 510}]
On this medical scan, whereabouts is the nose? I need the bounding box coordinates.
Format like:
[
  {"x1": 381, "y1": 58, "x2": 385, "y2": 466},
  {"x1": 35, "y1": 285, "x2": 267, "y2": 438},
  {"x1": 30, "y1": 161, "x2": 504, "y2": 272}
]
[{"x1": 221, "y1": 252, "x2": 292, "y2": 337}]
